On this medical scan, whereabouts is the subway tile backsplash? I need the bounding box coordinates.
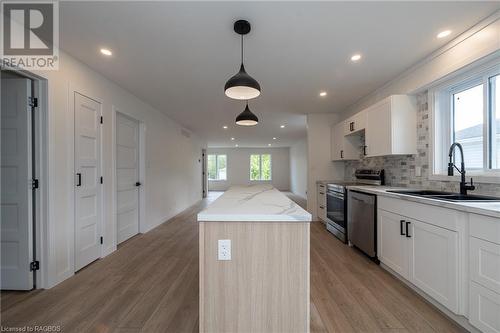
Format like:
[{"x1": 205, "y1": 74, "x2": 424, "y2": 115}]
[{"x1": 345, "y1": 92, "x2": 500, "y2": 196}]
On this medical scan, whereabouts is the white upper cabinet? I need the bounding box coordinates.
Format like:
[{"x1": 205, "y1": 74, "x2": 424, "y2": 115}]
[
  {"x1": 365, "y1": 95, "x2": 417, "y2": 157},
  {"x1": 344, "y1": 110, "x2": 367, "y2": 136},
  {"x1": 331, "y1": 122, "x2": 360, "y2": 161}
]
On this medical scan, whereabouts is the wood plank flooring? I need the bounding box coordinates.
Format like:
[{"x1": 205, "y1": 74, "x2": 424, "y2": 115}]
[{"x1": 1, "y1": 192, "x2": 465, "y2": 333}]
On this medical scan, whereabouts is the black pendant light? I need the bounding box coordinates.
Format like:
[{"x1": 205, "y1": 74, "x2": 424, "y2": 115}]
[
  {"x1": 224, "y1": 20, "x2": 261, "y2": 100},
  {"x1": 235, "y1": 101, "x2": 259, "y2": 126}
]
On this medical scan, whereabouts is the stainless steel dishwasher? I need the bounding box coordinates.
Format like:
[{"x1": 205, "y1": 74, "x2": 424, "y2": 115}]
[{"x1": 347, "y1": 190, "x2": 378, "y2": 261}]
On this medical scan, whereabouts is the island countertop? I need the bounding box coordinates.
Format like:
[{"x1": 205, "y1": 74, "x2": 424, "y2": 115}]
[{"x1": 197, "y1": 184, "x2": 312, "y2": 222}]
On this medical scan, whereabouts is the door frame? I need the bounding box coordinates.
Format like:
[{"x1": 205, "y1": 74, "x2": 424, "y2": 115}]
[
  {"x1": 0, "y1": 67, "x2": 48, "y2": 289},
  {"x1": 111, "y1": 106, "x2": 145, "y2": 250},
  {"x1": 69, "y1": 84, "x2": 104, "y2": 272}
]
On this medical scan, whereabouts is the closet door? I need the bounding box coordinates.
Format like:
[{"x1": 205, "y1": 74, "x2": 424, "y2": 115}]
[
  {"x1": 116, "y1": 112, "x2": 140, "y2": 244},
  {"x1": 1, "y1": 76, "x2": 33, "y2": 290},
  {"x1": 74, "y1": 92, "x2": 102, "y2": 271}
]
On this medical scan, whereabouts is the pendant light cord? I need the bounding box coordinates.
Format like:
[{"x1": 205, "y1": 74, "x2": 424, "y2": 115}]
[{"x1": 241, "y1": 34, "x2": 244, "y2": 64}]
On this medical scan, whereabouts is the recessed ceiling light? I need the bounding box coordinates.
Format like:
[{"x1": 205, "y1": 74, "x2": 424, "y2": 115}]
[
  {"x1": 319, "y1": 91, "x2": 327, "y2": 97},
  {"x1": 268, "y1": 143, "x2": 272, "y2": 147},
  {"x1": 231, "y1": 137, "x2": 235, "y2": 140},
  {"x1": 235, "y1": 144, "x2": 239, "y2": 147},
  {"x1": 280, "y1": 125, "x2": 285, "y2": 128},
  {"x1": 100, "y1": 48, "x2": 112, "y2": 56},
  {"x1": 351, "y1": 54, "x2": 362, "y2": 62},
  {"x1": 437, "y1": 30, "x2": 452, "y2": 39},
  {"x1": 273, "y1": 137, "x2": 276, "y2": 140},
  {"x1": 223, "y1": 125, "x2": 228, "y2": 129}
]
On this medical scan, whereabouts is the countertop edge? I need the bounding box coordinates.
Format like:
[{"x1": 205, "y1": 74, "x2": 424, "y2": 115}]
[{"x1": 347, "y1": 185, "x2": 500, "y2": 219}]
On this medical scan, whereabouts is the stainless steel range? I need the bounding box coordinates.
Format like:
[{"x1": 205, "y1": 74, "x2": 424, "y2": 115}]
[{"x1": 325, "y1": 169, "x2": 384, "y2": 243}]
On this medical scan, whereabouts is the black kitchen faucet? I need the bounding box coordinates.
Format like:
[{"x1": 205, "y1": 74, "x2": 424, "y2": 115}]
[{"x1": 448, "y1": 142, "x2": 476, "y2": 195}]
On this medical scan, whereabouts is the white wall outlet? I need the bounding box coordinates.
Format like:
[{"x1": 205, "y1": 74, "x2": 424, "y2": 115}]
[
  {"x1": 218, "y1": 239, "x2": 231, "y2": 261},
  {"x1": 415, "y1": 166, "x2": 422, "y2": 177}
]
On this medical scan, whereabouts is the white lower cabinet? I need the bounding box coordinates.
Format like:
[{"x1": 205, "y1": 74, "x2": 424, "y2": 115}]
[
  {"x1": 409, "y1": 220, "x2": 458, "y2": 313},
  {"x1": 470, "y1": 282, "x2": 500, "y2": 333},
  {"x1": 378, "y1": 210, "x2": 409, "y2": 277},
  {"x1": 377, "y1": 196, "x2": 500, "y2": 332},
  {"x1": 317, "y1": 184, "x2": 327, "y2": 223},
  {"x1": 468, "y1": 214, "x2": 500, "y2": 333},
  {"x1": 378, "y1": 202, "x2": 460, "y2": 314}
]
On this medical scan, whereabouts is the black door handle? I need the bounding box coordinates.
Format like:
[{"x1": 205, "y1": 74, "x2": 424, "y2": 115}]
[
  {"x1": 135, "y1": 182, "x2": 141, "y2": 187},
  {"x1": 76, "y1": 173, "x2": 82, "y2": 187},
  {"x1": 405, "y1": 221, "x2": 411, "y2": 238},
  {"x1": 400, "y1": 220, "x2": 405, "y2": 236},
  {"x1": 340, "y1": 150, "x2": 344, "y2": 159}
]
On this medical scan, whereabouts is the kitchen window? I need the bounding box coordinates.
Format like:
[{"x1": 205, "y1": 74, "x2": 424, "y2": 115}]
[
  {"x1": 207, "y1": 154, "x2": 227, "y2": 180},
  {"x1": 250, "y1": 154, "x2": 271, "y2": 181},
  {"x1": 431, "y1": 61, "x2": 500, "y2": 178}
]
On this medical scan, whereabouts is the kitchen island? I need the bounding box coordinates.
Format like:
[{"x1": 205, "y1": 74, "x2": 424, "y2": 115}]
[{"x1": 198, "y1": 185, "x2": 312, "y2": 333}]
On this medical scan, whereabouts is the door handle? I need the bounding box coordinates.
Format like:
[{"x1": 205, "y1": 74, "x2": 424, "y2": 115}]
[
  {"x1": 135, "y1": 182, "x2": 141, "y2": 187},
  {"x1": 340, "y1": 150, "x2": 344, "y2": 159},
  {"x1": 405, "y1": 221, "x2": 411, "y2": 238},
  {"x1": 76, "y1": 173, "x2": 82, "y2": 187},
  {"x1": 400, "y1": 220, "x2": 405, "y2": 236},
  {"x1": 363, "y1": 145, "x2": 367, "y2": 156}
]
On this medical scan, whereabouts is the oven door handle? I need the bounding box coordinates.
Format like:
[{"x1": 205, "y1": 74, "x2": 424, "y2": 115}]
[{"x1": 327, "y1": 192, "x2": 345, "y2": 200}]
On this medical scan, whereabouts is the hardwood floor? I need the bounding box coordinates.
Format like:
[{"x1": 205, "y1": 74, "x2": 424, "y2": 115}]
[{"x1": 1, "y1": 193, "x2": 465, "y2": 333}]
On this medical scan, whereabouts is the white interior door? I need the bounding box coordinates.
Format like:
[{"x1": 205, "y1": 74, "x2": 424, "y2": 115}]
[
  {"x1": 74, "y1": 92, "x2": 102, "y2": 271},
  {"x1": 1, "y1": 75, "x2": 33, "y2": 290},
  {"x1": 116, "y1": 112, "x2": 140, "y2": 244}
]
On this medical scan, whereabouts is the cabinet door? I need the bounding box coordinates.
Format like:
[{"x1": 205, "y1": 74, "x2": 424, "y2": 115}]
[
  {"x1": 345, "y1": 112, "x2": 367, "y2": 135},
  {"x1": 317, "y1": 185, "x2": 327, "y2": 222},
  {"x1": 378, "y1": 210, "x2": 409, "y2": 279},
  {"x1": 331, "y1": 123, "x2": 344, "y2": 161},
  {"x1": 365, "y1": 99, "x2": 391, "y2": 157},
  {"x1": 409, "y1": 220, "x2": 459, "y2": 313},
  {"x1": 470, "y1": 282, "x2": 500, "y2": 333}
]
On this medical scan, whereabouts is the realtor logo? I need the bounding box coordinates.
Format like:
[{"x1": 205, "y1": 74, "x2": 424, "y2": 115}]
[{"x1": 1, "y1": 1, "x2": 59, "y2": 70}]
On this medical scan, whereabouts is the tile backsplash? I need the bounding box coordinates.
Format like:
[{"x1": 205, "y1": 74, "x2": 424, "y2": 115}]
[{"x1": 345, "y1": 92, "x2": 500, "y2": 196}]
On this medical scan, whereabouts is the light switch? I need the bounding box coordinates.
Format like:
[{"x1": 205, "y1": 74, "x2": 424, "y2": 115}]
[{"x1": 218, "y1": 239, "x2": 231, "y2": 260}]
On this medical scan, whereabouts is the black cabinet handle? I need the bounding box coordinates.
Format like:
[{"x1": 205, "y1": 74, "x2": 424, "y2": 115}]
[
  {"x1": 363, "y1": 145, "x2": 367, "y2": 156},
  {"x1": 135, "y1": 182, "x2": 141, "y2": 187},
  {"x1": 350, "y1": 122, "x2": 354, "y2": 132},
  {"x1": 340, "y1": 150, "x2": 344, "y2": 159},
  {"x1": 319, "y1": 192, "x2": 324, "y2": 195},
  {"x1": 400, "y1": 220, "x2": 405, "y2": 236},
  {"x1": 76, "y1": 173, "x2": 82, "y2": 187},
  {"x1": 405, "y1": 221, "x2": 411, "y2": 238}
]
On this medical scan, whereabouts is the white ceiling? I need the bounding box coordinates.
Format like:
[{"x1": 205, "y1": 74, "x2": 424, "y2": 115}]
[{"x1": 59, "y1": 1, "x2": 499, "y2": 148}]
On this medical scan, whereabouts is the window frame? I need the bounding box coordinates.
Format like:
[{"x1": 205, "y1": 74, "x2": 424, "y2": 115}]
[
  {"x1": 429, "y1": 59, "x2": 500, "y2": 183},
  {"x1": 249, "y1": 154, "x2": 272, "y2": 181},
  {"x1": 207, "y1": 154, "x2": 227, "y2": 181}
]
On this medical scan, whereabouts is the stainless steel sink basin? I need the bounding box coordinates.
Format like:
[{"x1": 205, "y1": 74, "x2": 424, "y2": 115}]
[
  {"x1": 428, "y1": 194, "x2": 500, "y2": 202},
  {"x1": 387, "y1": 190, "x2": 452, "y2": 196},
  {"x1": 387, "y1": 190, "x2": 500, "y2": 202}
]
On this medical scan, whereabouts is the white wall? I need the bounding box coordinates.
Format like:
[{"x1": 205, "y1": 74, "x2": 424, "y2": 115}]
[
  {"x1": 340, "y1": 14, "x2": 500, "y2": 120},
  {"x1": 33, "y1": 50, "x2": 205, "y2": 288},
  {"x1": 207, "y1": 147, "x2": 290, "y2": 191},
  {"x1": 289, "y1": 139, "x2": 308, "y2": 199},
  {"x1": 306, "y1": 114, "x2": 344, "y2": 220}
]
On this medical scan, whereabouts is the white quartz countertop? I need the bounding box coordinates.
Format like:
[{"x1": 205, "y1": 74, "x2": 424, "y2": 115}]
[
  {"x1": 197, "y1": 185, "x2": 312, "y2": 222},
  {"x1": 347, "y1": 185, "x2": 500, "y2": 219}
]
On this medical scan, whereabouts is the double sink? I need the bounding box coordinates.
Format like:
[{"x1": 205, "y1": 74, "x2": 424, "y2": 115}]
[{"x1": 387, "y1": 190, "x2": 500, "y2": 202}]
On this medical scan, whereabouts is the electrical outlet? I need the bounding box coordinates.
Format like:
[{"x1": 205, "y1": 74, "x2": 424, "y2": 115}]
[
  {"x1": 415, "y1": 166, "x2": 422, "y2": 177},
  {"x1": 218, "y1": 239, "x2": 231, "y2": 261}
]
